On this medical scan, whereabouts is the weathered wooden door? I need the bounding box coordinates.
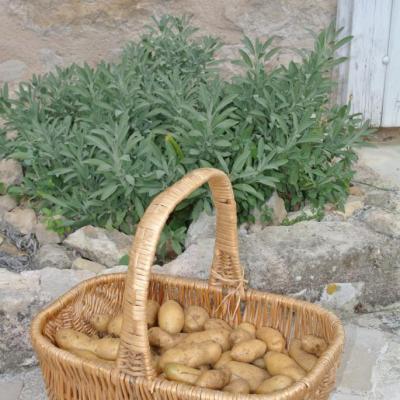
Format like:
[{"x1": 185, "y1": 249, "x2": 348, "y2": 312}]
[{"x1": 337, "y1": 0, "x2": 400, "y2": 127}]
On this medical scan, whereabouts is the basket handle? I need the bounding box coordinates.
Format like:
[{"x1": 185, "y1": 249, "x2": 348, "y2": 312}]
[{"x1": 117, "y1": 168, "x2": 243, "y2": 377}]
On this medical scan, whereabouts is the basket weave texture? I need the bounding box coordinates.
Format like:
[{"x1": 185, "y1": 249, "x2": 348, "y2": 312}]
[{"x1": 31, "y1": 168, "x2": 344, "y2": 400}]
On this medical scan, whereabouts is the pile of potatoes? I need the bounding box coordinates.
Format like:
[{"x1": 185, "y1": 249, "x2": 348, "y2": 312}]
[{"x1": 54, "y1": 299, "x2": 328, "y2": 395}]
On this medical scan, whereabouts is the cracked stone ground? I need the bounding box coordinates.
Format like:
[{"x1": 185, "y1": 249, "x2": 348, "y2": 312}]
[{"x1": 0, "y1": 310, "x2": 399, "y2": 400}]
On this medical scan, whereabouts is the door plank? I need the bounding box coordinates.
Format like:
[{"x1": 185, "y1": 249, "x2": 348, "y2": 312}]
[
  {"x1": 336, "y1": 0, "x2": 354, "y2": 105},
  {"x1": 345, "y1": 0, "x2": 392, "y2": 126},
  {"x1": 382, "y1": 0, "x2": 400, "y2": 127}
]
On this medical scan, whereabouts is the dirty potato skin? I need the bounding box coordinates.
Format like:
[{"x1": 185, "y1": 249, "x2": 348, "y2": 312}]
[
  {"x1": 148, "y1": 327, "x2": 185, "y2": 349},
  {"x1": 93, "y1": 337, "x2": 120, "y2": 361},
  {"x1": 223, "y1": 378, "x2": 250, "y2": 394},
  {"x1": 229, "y1": 328, "x2": 253, "y2": 346},
  {"x1": 55, "y1": 328, "x2": 93, "y2": 352},
  {"x1": 213, "y1": 351, "x2": 233, "y2": 369},
  {"x1": 264, "y1": 351, "x2": 306, "y2": 381},
  {"x1": 107, "y1": 314, "x2": 123, "y2": 337},
  {"x1": 195, "y1": 369, "x2": 231, "y2": 389},
  {"x1": 164, "y1": 363, "x2": 201, "y2": 385},
  {"x1": 231, "y1": 339, "x2": 267, "y2": 363},
  {"x1": 147, "y1": 300, "x2": 160, "y2": 327},
  {"x1": 225, "y1": 361, "x2": 269, "y2": 391},
  {"x1": 204, "y1": 318, "x2": 232, "y2": 331},
  {"x1": 252, "y1": 357, "x2": 266, "y2": 368},
  {"x1": 237, "y1": 322, "x2": 256, "y2": 337},
  {"x1": 90, "y1": 314, "x2": 112, "y2": 332},
  {"x1": 256, "y1": 327, "x2": 286, "y2": 352},
  {"x1": 159, "y1": 340, "x2": 222, "y2": 369},
  {"x1": 183, "y1": 305, "x2": 209, "y2": 332},
  {"x1": 301, "y1": 335, "x2": 327, "y2": 357},
  {"x1": 158, "y1": 300, "x2": 185, "y2": 334},
  {"x1": 288, "y1": 339, "x2": 318, "y2": 372},
  {"x1": 256, "y1": 375, "x2": 294, "y2": 394},
  {"x1": 180, "y1": 328, "x2": 230, "y2": 351}
]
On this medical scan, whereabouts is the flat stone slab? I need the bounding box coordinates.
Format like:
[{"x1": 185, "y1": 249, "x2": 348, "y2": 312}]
[
  {"x1": 1, "y1": 311, "x2": 398, "y2": 400},
  {"x1": 356, "y1": 144, "x2": 400, "y2": 189}
]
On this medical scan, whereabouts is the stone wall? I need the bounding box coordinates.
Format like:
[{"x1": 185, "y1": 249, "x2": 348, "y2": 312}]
[{"x1": 0, "y1": 0, "x2": 336, "y2": 86}]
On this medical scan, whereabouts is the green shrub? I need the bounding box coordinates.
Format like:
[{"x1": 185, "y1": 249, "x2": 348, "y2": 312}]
[{"x1": 0, "y1": 15, "x2": 370, "y2": 261}]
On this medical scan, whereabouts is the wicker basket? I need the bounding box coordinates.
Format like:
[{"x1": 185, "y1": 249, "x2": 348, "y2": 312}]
[{"x1": 31, "y1": 168, "x2": 344, "y2": 400}]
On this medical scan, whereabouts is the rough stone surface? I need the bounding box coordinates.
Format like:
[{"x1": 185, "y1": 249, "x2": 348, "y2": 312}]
[
  {"x1": 185, "y1": 211, "x2": 216, "y2": 247},
  {"x1": 0, "y1": 267, "x2": 95, "y2": 373},
  {"x1": 4, "y1": 208, "x2": 37, "y2": 235},
  {"x1": 34, "y1": 221, "x2": 61, "y2": 245},
  {"x1": 72, "y1": 257, "x2": 106, "y2": 273},
  {"x1": 38, "y1": 48, "x2": 64, "y2": 72},
  {"x1": 286, "y1": 206, "x2": 314, "y2": 223},
  {"x1": 344, "y1": 196, "x2": 364, "y2": 218},
  {"x1": 360, "y1": 208, "x2": 400, "y2": 238},
  {"x1": 0, "y1": 0, "x2": 335, "y2": 93},
  {"x1": 0, "y1": 159, "x2": 23, "y2": 189},
  {"x1": 63, "y1": 225, "x2": 132, "y2": 267},
  {"x1": 356, "y1": 144, "x2": 400, "y2": 189},
  {"x1": 319, "y1": 282, "x2": 364, "y2": 311},
  {"x1": 364, "y1": 189, "x2": 400, "y2": 212},
  {"x1": 99, "y1": 264, "x2": 128, "y2": 275},
  {"x1": 0, "y1": 59, "x2": 27, "y2": 82},
  {"x1": 33, "y1": 244, "x2": 71, "y2": 270},
  {"x1": 159, "y1": 220, "x2": 400, "y2": 313},
  {"x1": 265, "y1": 191, "x2": 287, "y2": 225},
  {"x1": 0, "y1": 195, "x2": 17, "y2": 212},
  {"x1": 332, "y1": 320, "x2": 400, "y2": 399},
  {"x1": 349, "y1": 186, "x2": 365, "y2": 197}
]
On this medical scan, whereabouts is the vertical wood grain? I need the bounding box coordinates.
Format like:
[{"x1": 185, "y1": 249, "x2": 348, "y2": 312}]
[
  {"x1": 382, "y1": 0, "x2": 400, "y2": 127},
  {"x1": 339, "y1": 0, "x2": 392, "y2": 126},
  {"x1": 336, "y1": 0, "x2": 354, "y2": 105}
]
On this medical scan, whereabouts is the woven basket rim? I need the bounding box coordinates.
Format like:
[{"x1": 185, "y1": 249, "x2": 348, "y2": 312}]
[{"x1": 31, "y1": 272, "x2": 345, "y2": 400}]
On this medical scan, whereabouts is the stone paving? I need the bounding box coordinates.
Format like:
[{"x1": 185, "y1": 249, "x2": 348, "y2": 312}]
[{"x1": 0, "y1": 310, "x2": 399, "y2": 400}]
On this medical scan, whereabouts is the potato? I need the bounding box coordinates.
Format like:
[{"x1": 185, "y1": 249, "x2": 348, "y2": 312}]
[
  {"x1": 93, "y1": 337, "x2": 120, "y2": 361},
  {"x1": 107, "y1": 314, "x2": 123, "y2": 337},
  {"x1": 195, "y1": 369, "x2": 231, "y2": 389},
  {"x1": 183, "y1": 305, "x2": 209, "y2": 332},
  {"x1": 148, "y1": 327, "x2": 182, "y2": 349},
  {"x1": 264, "y1": 351, "x2": 306, "y2": 381},
  {"x1": 230, "y1": 328, "x2": 253, "y2": 346},
  {"x1": 223, "y1": 378, "x2": 250, "y2": 394},
  {"x1": 158, "y1": 300, "x2": 184, "y2": 334},
  {"x1": 180, "y1": 328, "x2": 230, "y2": 351},
  {"x1": 237, "y1": 322, "x2": 256, "y2": 337},
  {"x1": 301, "y1": 335, "x2": 327, "y2": 357},
  {"x1": 164, "y1": 363, "x2": 201, "y2": 385},
  {"x1": 55, "y1": 328, "x2": 92, "y2": 351},
  {"x1": 231, "y1": 339, "x2": 267, "y2": 363},
  {"x1": 90, "y1": 314, "x2": 112, "y2": 332},
  {"x1": 256, "y1": 375, "x2": 294, "y2": 394},
  {"x1": 69, "y1": 348, "x2": 101, "y2": 361},
  {"x1": 252, "y1": 357, "x2": 266, "y2": 369},
  {"x1": 213, "y1": 351, "x2": 232, "y2": 369},
  {"x1": 256, "y1": 327, "x2": 286, "y2": 352},
  {"x1": 204, "y1": 318, "x2": 232, "y2": 331},
  {"x1": 289, "y1": 339, "x2": 318, "y2": 372},
  {"x1": 159, "y1": 340, "x2": 222, "y2": 369},
  {"x1": 147, "y1": 300, "x2": 160, "y2": 327},
  {"x1": 152, "y1": 353, "x2": 162, "y2": 374},
  {"x1": 225, "y1": 361, "x2": 269, "y2": 391},
  {"x1": 69, "y1": 349, "x2": 115, "y2": 366}
]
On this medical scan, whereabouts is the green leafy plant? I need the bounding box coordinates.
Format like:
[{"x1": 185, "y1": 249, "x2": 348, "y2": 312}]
[
  {"x1": 0, "y1": 16, "x2": 371, "y2": 262},
  {"x1": 40, "y1": 208, "x2": 73, "y2": 236}
]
